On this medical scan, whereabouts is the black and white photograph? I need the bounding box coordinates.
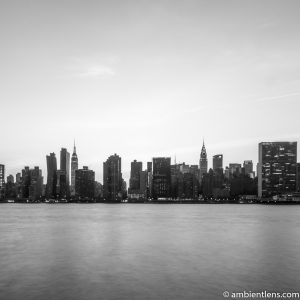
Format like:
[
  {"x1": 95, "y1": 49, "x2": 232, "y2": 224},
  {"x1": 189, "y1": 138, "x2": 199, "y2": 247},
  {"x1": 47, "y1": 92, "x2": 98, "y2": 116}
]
[{"x1": 0, "y1": 1, "x2": 300, "y2": 299}]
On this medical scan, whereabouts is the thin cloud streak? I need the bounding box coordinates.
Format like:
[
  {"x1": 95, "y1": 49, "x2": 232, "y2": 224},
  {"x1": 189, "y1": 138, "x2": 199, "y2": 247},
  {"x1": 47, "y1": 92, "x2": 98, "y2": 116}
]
[{"x1": 254, "y1": 92, "x2": 300, "y2": 103}]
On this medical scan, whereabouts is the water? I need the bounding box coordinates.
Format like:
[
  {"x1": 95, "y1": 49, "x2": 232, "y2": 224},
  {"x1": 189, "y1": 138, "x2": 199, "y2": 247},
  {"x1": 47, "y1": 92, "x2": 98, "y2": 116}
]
[{"x1": 0, "y1": 204, "x2": 300, "y2": 300}]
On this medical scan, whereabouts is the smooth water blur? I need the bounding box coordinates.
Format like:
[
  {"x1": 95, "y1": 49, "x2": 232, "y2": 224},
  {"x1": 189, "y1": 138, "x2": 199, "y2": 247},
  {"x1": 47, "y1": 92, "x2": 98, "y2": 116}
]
[{"x1": 0, "y1": 204, "x2": 300, "y2": 300}]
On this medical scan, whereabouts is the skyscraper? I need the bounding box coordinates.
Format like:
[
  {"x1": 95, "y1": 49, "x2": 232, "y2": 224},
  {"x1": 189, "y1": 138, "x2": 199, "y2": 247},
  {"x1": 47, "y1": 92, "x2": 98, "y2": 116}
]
[
  {"x1": 75, "y1": 166, "x2": 95, "y2": 199},
  {"x1": 0, "y1": 164, "x2": 5, "y2": 199},
  {"x1": 213, "y1": 154, "x2": 223, "y2": 172},
  {"x1": 103, "y1": 154, "x2": 123, "y2": 201},
  {"x1": 199, "y1": 141, "x2": 208, "y2": 182},
  {"x1": 258, "y1": 142, "x2": 297, "y2": 198},
  {"x1": 29, "y1": 167, "x2": 43, "y2": 201},
  {"x1": 243, "y1": 160, "x2": 254, "y2": 176},
  {"x1": 0, "y1": 164, "x2": 5, "y2": 189},
  {"x1": 71, "y1": 141, "x2": 78, "y2": 196},
  {"x1": 60, "y1": 148, "x2": 70, "y2": 194},
  {"x1": 46, "y1": 152, "x2": 57, "y2": 198},
  {"x1": 129, "y1": 160, "x2": 142, "y2": 193},
  {"x1": 152, "y1": 157, "x2": 171, "y2": 199}
]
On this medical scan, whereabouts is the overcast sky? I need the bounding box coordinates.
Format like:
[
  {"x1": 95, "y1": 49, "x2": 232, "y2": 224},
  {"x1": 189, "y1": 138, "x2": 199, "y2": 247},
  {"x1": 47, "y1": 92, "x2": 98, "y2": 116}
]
[{"x1": 0, "y1": 0, "x2": 300, "y2": 183}]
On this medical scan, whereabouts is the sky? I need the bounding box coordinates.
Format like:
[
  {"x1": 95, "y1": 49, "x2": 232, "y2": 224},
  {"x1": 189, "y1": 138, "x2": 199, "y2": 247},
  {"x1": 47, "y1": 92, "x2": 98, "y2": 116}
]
[{"x1": 0, "y1": 0, "x2": 300, "y2": 183}]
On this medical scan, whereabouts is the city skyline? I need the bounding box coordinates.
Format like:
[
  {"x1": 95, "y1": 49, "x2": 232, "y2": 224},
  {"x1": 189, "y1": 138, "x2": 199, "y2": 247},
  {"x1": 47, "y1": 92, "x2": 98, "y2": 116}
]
[
  {"x1": 1, "y1": 0, "x2": 300, "y2": 183},
  {"x1": 1, "y1": 139, "x2": 300, "y2": 184}
]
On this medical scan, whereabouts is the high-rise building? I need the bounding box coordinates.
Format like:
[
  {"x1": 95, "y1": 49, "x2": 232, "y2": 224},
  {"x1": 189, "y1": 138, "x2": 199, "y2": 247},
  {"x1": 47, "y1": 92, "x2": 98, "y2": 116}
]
[
  {"x1": 29, "y1": 167, "x2": 43, "y2": 201},
  {"x1": 152, "y1": 157, "x2": 171, "y2": 199},
  {"x1": 258, "y1": 142, "x2": 297, "y2": 198},
  {"x1": 0, "y1": 164, "x2": 5, "y2": 199},
  {"x1": 103, "y1": 154, "x2": 123, "y2": 201},
  {"x1": 229, "y1": 163, "x2": 242, "y2": 176},
  {"x1": 75, "y1": 166, "x2": 95, "y2": 199},
  {"x1": 60, "y1": 148, "x2": 70, "y2": 188},
  {"x1": 46, "y1": 152, "x2": 57, "y2": 198},
  {"x1": 7, "y1": 175, "x2": 14, "y2": 184},
  {"x1": 71, "y1": 141, "x2": 78, "y2": 196},
  {"x1": 56, "y1": 170, "x2": 67, "y2": 198},
  {"x1": 129, "y1": 160, "x2": 142, "y2": 193},
  {"x1": 21, "y1": 167, "x2": 31, "y2": 198},
  {"x1": 20, "y1": 166, "x2": 43, "y2": 200},
  {"x1": 213, "y1": 154, "x2": 223, "y2": 172},
  {"x1": 243, "y1": 160, "x2": 254, "y2": 176},
  {"x1": 199, "y1": 141, "x2": 208, "y2": 182},
  {"x1": 297, "y1": 163, "x2": 300, "y2": 192},
  {"x1": 0, "y1": 164, "x2": 5, "y2": 189}
]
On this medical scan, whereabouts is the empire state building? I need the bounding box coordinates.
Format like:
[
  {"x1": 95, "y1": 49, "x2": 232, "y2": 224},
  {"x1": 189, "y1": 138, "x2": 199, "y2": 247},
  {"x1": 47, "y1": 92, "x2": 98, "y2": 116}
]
[
  {"x1": 71, "y1": 141, "x2": 78, "y2": 196},
  {"x1": 199, "y1": 141, "x2": 208, "y2": 183}
]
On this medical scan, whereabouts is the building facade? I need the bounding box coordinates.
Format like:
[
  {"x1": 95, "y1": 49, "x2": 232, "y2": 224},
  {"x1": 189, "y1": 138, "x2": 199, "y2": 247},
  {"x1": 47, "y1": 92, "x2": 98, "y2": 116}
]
[
  {"x1": 199, "y1": 141, "x2": 208, "y2": 183},
  {"x1": 71, "y1": 142, "x2": 78, "y2": 196},
  {"x1": 129, "y1": 160, "x2": 142, "y2": 193},
  {"x1": 46, "y1": 152, "x2": 57, "y2": 198},
  {"x1": 152, "y1": 157, "x2": 171, "y2": 199},
  {"x1": 75, "y1": 166, "x2": 95, "y2": 199},
  {"x1": 0, "y1": 164, "x2": 5, "y2": 199},
  {"x1": 60, "y1": 148, "x2": 70, "y2": 190},
  {"x1": 103, "y1": 154, "x2": 123, "y2": 201},
  {"x1": 258, "y1": 142, "x2": 297, "y2": 198}
]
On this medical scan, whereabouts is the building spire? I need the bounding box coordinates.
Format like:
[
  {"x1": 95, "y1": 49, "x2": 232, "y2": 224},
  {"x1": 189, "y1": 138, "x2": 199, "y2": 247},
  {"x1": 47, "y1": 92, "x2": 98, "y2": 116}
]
[{"x1": 73, "y1": 139, "x2": 76, "y2": 154}]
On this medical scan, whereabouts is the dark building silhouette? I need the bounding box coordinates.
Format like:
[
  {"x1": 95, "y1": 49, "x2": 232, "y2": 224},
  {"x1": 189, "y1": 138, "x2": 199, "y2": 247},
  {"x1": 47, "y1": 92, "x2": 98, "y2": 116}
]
[
  {"x1": 0, "y1": 164, "x2": 5, "y2": 199},
  {"x1": 75, "y1": 166, "x2": 95, "y2": 199},
  {"x1": 199, "y1": 141, "x2": 208, "y2": 183},
  {"x1": 152, "y1": 157, "x2": 171, "y2": 199},
  {"x1": 258, "y1": 142, "x2": 297, "y2": 198},
  {"x1": 213, "y1": 154, "x2": 223, "y2": 171},
  {"x1": 103, "y1": 154, "x2": 123, "y2": 201},
  {"x1": 60, "y1": 147, "x2": 70, "y2": 189},
  {"x1": 56, "y1": 170, "x2": 68, "y2": 199},
  {"x1": 147, "y1": 162, "x2": 152, "y2": 173},
  {"x1": 297, "y1": 163, "x2": 300, "y2": 192},
  {"x1": 243, "y1": 160, "x2": 254, "y2": 176},
  {"x1": 20, "y1": 166, "x2": 43, "y2": 200},
  {"x1": 6, "y1": 175, "x2": 14, "y2": 184},
  {"x1": 21, "y1": 167, "x2": 31, "y2": 198},
  {"x1": 29, "y1": 167, "x2": 43, "y2": 201},
  {"x1": 71, "y1": 141, "x2": 78, "y2": 196},
  {"x1": 228, "y1": 163, "x2": 242, "y2": 177},
  {"x1": 46, "y1": 152, "x2": 57, "y2": 198},
  {"x1": 129, "y1": 160, "x2": 142, "y2": 193}
]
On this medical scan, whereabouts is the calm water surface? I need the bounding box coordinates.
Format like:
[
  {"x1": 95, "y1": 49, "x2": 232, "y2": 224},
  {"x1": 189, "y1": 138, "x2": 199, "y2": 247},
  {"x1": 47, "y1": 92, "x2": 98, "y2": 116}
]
[{"x1": 0, "y1": 204, "x2": 300, "y2": 300}]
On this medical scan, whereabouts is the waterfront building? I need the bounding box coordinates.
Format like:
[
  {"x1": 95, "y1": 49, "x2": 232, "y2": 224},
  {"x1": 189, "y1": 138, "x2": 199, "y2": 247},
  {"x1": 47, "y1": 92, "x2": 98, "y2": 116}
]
[
  {"x1": 243, "y1": 160, "x2": 253, "y2": 176},
  {"x1": 213, "y1": 154, "x2": 223, "y2": 172},
  {"x1": 71, "y1": 141, "x2": 78, "y2": 196},
  {"x1": 258, "y1": 142, "x2": 297, "y2": 198},
  {"x1": 56, "y1": 170, "x2": 67, "y2": 199},
  {"x1": 60, "y1": 148, "x2": 70, "y2": 191},
  {"x1": 75, "y1": 166, "x2": 95, "y2": 199},
  {"x1": 0, "y1": 164, "x2": 5, "y2": 189},
  {"x1": 0, "y1": 164, "x2": 5, "y2": 199},
  {"x1": 199, "y1": 141, "x2": 208, "y2": 182},
  {"x1": 28, "y1": 167, "x2": 43, "y2": 201},
  {"x1": 297, "y1": 163, "x2": 300, "y2": 192},
  {"x1": 7, "y1": 175, "x2": 14, "y2": 184},
  {"x1": 152, "y1": 157, "x2": 171, "y2": 199},
  {"x1": 229, "y1": 163, "x2": 242, "y2": 177},
  {"x1": 103, "y1": 154, "x2": 123, "y2": 201},
  {"x1": 21, "y1": 167, "x2": 31, "y2": 198},
  {"x1": 129, "y1": 160, "x2": 142, "y2": 193},
  {"x1": 46, "y1": 152, "x2": 57, "y2": 198}
]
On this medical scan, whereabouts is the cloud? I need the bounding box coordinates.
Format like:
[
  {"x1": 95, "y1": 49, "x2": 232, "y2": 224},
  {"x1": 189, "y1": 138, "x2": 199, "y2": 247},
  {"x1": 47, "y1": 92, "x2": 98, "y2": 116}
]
[
  {"x1": 254, "y1": 92, "x2": 300, "y2": 103},
  {"x1": 64, "y1": 56, "x2": 117, "y2": 79},
  {"x1": 75, "y1": 65, "x2": 115, "y2": 77}
]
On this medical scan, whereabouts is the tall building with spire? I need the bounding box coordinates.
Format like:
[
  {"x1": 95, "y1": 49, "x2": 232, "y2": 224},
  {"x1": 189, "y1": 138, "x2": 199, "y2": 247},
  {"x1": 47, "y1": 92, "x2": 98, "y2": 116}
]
[
  {"x1": 199, "y1": 141, "x2": 208, "y2": 183},
  {"x1": 71, "y1": 141, "x2": 78, "y2": 196}
]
